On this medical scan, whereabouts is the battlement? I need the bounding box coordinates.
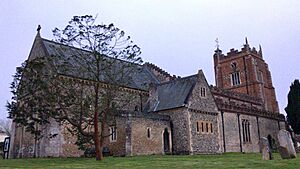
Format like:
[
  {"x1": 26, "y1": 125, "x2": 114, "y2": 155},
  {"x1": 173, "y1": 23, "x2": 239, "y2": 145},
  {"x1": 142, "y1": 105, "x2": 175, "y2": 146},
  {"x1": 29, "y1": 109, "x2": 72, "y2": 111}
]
[
  {"x1": 213, "y1": 38, "x2": 279, "y2": 113},
  {"x1": 214, "y1": 39, "x2": 263, "y2": 62},
  {"x1": 144, "y1": 62, "x2": 176, "y2": 83}
]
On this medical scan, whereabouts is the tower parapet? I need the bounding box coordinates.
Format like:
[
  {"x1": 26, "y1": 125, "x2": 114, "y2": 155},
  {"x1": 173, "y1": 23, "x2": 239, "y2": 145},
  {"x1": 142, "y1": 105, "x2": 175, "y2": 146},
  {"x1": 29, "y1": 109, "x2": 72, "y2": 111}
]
[
  {"x1": 215, "y1": 45, "x2": 263, "y2": 63},
  {"x1": 213, "y1": 38, "x2": 279, "y2": 113}
]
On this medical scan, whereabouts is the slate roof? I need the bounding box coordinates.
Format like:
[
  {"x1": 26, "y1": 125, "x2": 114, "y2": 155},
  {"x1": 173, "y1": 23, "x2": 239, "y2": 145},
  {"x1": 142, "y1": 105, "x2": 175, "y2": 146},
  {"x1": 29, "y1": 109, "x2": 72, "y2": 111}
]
[
  {"x1": 41, "y1": 38, "x2": 160, "y2": 91},
  {"x1": 153, "y1": 74, "x2": 198, "y2": 111},
  {"x1": 117, "y1": 110, "x2": 170, "y2": 121}
]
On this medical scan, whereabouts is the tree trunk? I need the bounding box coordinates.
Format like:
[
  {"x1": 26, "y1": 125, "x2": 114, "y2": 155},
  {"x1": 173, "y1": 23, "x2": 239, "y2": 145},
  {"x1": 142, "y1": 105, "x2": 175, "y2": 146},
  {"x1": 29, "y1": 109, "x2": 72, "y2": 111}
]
[
  {"x1": 94, "y1": 84, "x2": 102, "y2": 160},
  {"x1": 33, "y1": 136, "x2": 37, "y2": 158},
  {"x1": 99, "y1": 97, "x2": 109, "y2": 160}
]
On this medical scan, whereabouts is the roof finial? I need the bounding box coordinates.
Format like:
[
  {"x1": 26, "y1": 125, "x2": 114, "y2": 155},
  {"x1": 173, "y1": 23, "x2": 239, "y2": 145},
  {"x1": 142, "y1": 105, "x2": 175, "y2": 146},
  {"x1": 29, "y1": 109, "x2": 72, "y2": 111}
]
[
  {"x1": 259, "y1": 44, "x2": 263, "y2": 57},
  {"x1": 259, "y1": 44, "x2": 262, "y2": 51},
  {"x1": 37, "y1": 25, "x2": 41, "y2": 32},
  {"x1": 215, "y1": 38, "x2": 220, "y2": 49},
  {"x1": 245, "y1": 37, "x2": 248, "y2": 45}
]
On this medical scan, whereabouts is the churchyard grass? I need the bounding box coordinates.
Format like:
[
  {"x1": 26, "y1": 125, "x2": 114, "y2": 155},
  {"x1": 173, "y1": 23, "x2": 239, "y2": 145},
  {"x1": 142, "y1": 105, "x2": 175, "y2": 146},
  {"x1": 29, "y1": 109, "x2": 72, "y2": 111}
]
[{"x1": 0, "y1": 153, "x2": 299, "y2": 169}]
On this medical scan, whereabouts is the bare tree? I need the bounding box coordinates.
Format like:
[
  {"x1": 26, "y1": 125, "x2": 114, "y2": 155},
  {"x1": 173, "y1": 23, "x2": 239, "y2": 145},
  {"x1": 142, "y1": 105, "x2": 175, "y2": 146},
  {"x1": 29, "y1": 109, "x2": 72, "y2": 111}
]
[
  {"x1": 8, "y1": 15, "x2": 142, "y2": 160},
  {"x1": 51, "y1": 15, "x2": 142, "y2": 160}
]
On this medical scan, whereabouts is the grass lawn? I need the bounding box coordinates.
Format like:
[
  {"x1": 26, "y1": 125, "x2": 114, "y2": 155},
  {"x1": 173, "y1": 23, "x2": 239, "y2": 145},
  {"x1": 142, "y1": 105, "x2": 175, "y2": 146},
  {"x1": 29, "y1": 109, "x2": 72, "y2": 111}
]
[{"x1": 0, "y1": 153, "x2": 299, "y2": 169}]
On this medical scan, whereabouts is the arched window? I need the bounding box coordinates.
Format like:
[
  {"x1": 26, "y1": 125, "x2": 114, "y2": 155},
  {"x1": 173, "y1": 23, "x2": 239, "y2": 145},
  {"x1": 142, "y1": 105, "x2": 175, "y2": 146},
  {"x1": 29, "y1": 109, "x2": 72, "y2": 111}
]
[
  {"x1": 231, "y1": 62, "x2": 237, "y2": 71},
  {"x1": 231, "y1": 62, "x2": 241, "y2": 86},
  {"x1": 109, "y1": 126, "x2": 117, "y2": 142},
  {"x1": 247, "y1": 121, "x2": 251, "y2": 142},
  {"x1": 242, "y1": 120, "x2": 245, "y2": 142},
  {"x1": 242, "y1": 119, "x2": 251, "y2": 143}
]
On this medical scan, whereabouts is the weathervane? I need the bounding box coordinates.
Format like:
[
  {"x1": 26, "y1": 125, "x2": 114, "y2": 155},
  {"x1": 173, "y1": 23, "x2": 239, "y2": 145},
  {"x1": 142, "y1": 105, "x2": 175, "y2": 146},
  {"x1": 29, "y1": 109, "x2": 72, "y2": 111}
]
[{"x1": 215, "y1": 38, "x2": 219, "y2": 49}]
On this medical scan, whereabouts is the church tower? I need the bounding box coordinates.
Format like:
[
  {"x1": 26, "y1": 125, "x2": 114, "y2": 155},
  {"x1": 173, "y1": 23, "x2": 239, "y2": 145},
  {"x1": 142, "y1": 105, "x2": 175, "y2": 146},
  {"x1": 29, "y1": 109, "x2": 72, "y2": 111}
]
[{"x1": 213, "y1": 38, "x2": 279, "y2": 113}]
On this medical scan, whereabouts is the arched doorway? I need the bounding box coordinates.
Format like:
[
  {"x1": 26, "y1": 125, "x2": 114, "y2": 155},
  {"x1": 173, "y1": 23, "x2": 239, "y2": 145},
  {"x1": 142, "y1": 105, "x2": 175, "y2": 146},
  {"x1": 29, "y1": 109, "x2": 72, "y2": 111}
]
[{"x1": 163, "y1": 128, "x2": 170, "y2": 153}]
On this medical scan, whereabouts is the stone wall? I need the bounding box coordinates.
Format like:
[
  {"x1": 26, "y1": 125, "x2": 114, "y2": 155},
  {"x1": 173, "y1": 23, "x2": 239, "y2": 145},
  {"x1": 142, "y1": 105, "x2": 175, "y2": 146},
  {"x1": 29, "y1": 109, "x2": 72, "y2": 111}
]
[
  {"x1": 258, "y1": 117, "x2": 282, "y2": 149},
  {"x1": 221, "y1": 111, "x2": 284, "y2": 153},
  {"x1": 190, "y1": 111, "x2": 221, "y2": 154},
  {"x1": 103, "y1": 117, "x2": 127, "y2": 156},
  {"x1": 222, "y1": 112, "x2": 241, "y2": 152},
  {"x1": 239, "y1": 114, "x2": 259, "y2": 152},
  {"x1": 39, "y1": 119, "x2": 65, "y2": 157},
  {"x1": 131, "y1": 116, "x2": 170, "y2": 155},
  {"x1": 187, "y1": 70, "x2": 221, "y2": 154},
  {"x1": 188, "y1": 70, "x2": 219, "y2": 113},
  {"x1": 60, "y1": 124, "x2": 84, "y2": 157},
  {"x1": 158, "y1": 108, "x2": 191, "y2": 154}
]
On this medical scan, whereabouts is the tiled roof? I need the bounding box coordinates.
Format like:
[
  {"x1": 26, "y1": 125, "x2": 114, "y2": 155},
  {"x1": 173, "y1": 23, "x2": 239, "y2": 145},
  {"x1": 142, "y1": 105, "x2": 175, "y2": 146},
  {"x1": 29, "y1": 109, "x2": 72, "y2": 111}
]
[
  {"x1": 41, "y1": 39, "x2": 160, "y2": 91},
  {"x1": 153, "y1": 75, "x2": 197, "y2": 111}
]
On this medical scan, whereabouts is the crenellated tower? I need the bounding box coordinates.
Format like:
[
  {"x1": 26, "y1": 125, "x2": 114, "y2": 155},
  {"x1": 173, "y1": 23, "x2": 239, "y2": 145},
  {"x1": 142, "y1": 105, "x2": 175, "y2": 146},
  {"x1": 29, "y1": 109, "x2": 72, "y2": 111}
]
[{"x1": 213, "y1": 38, "x2": 279, "y2": 113}]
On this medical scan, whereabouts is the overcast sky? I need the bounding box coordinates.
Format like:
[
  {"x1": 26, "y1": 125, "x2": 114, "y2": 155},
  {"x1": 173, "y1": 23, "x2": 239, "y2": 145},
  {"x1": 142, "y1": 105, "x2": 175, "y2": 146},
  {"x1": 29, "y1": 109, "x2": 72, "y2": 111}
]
[{"x1": 0, "y1": 0, "x2": 299, "y2": 120}]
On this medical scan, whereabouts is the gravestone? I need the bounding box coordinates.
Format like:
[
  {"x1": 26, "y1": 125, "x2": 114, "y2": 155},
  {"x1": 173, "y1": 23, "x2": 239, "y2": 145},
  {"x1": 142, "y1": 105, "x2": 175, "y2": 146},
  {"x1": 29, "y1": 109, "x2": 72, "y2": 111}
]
[
  {"x1": 277, "y1": 129, "x2": 297, "y2": 159},
  {"x1": 260, "y1": 137, "x2": 273, "y2": 160}
]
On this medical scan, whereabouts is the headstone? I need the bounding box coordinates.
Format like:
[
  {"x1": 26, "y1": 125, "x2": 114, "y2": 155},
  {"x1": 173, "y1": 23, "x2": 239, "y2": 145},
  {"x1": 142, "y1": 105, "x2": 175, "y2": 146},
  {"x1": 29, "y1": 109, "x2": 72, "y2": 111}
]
[
  {"x1": 260, "y1": 137, "x2": 273, "y2": 160},
  {"x1": 277, "y1": 129, "x2": 297, "y2": 159}
]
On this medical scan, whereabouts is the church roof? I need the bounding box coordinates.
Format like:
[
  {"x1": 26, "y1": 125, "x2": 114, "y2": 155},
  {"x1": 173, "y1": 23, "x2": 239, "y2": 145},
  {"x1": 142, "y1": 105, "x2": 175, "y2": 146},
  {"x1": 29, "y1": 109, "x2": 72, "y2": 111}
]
[
  {"x1": 40, "y1": 38, "x2": 160, "y2": 91},
  {"x1": 153, "y1": 75, "x2": 197, "y2": 111},
  {"x1": 117, "y1": 110, "x2": 170, "y2": 121}
]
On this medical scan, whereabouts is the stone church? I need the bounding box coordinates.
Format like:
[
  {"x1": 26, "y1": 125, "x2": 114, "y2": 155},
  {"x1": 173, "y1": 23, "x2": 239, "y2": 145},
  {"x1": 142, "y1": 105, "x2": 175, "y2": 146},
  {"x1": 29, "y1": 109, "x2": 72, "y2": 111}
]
[{"x1": 9, "y1": 30, "x2": 285, "y2": 158}]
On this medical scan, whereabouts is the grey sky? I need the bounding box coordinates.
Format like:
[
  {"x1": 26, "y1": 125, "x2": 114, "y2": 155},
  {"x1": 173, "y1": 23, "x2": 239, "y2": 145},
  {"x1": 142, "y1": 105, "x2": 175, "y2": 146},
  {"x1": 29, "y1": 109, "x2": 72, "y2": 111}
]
[{"x1": 0, "y1": 0, "x2": 299, "y2": 120}]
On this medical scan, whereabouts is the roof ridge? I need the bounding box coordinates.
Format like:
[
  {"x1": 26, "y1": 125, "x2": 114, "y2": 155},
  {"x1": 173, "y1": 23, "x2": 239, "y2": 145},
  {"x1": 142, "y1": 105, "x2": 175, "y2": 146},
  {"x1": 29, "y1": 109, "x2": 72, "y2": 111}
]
[
  {"x1": 42, "y1": 38, "x2": 143, "y2": 67},
  {"x1": 158, "y1": 74, "x2": 197, "y2": 86},
  {"x1": 42, "y1": 38, "x2": 92, "y2": 54}
]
